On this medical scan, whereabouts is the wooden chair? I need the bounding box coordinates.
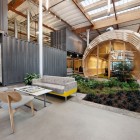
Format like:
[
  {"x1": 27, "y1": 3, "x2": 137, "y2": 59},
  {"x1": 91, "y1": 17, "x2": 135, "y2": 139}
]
[{"x1": 0, "y1": 91, "x2": 34, "y2": 133}]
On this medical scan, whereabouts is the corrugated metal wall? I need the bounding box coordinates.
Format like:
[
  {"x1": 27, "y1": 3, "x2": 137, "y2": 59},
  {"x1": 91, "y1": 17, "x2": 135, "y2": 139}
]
[
  {"x1": 1, "y1": 34, "x2": 67, "y2": 85},
  {"x1": 43, "y1": 46, "x2": 67, "y2": 76},
  {"x1": 51, "y1": 28, "x2": 86, "y2": 54}
]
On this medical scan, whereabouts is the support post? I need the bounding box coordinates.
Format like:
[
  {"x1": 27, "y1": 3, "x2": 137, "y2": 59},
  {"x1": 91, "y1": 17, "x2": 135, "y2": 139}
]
[
  {"x1": 27, "y1": 9, "x2": 30, "y2": 42},
  {"x1": 39, "y1": 0, "x2": 43, "y2": 77},
  {"x1": 86, "y1": 29, "x2": 90, "y2": 47},
  {"x1": 14, "y1": 18, "x2": 18, "y2": 38},
  {"x1": 108, "y1": 41, "x2": 112, "y2": 79},
  {"x1": 97, "y1": 46, "x2": 99, "y2": 77},
  {"x1": 0, "y1": 0, "x2": 8, "y2": 33},
  {"x1": 123, "y1": 42, "x2": 126, "y2": 62}
]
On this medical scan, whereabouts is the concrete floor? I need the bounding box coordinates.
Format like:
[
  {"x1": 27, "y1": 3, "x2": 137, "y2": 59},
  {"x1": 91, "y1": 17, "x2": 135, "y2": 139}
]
[{"x1": 0, "y1": 96, "x2": 140, "y2": 140}]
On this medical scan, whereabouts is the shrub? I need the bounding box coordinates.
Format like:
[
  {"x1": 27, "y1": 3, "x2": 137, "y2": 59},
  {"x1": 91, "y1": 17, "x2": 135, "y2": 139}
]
[
  {"x1": 127, "y1": 105, "x2": 137, "y2": 111},
  {"x1": 114, "y1": 99, "x2": 118, "y2": 103},
  {"x1": 116, "y1": 91, "x2": 123, "y2": 96},
  {"x1": 106, "y1": 99, "x2": 113, "y2": 106},
  {"x1": 24, "y1": 73, "x2": 39, "y2": 85},
  {"x1": 94, "y1": 98, "x2": 102, "y2": 104},
  {"x1": 108, "y1": 93, "x2": 114, "y2": 98},
  {"x1": 109, "y1": 78, "x2": 120, "y2": 87},
  {"x1": 84, "y1": 93, "x2": 95, "y2": 101},
  {"x1": 129, "y1": 81, "x2": 139, "y2": 89},
  {"x1": 127, "y1": 97, "x2": 132, "y2": 102},
  {"x1": 120, "y1": 82, "x2": 130, "y2": 89},
  {"x1": 117, "y1": 104, "x2": 123, "y2": 108},
  {"x1": 113, "y1": 62, "x2": 133, "y2": 82},
  {"x1": 73, "y1": 74, "x2": 84, "y2": 81},
  {"x1": 103, "y1": 81, "x2": 110, "y2": 87}
]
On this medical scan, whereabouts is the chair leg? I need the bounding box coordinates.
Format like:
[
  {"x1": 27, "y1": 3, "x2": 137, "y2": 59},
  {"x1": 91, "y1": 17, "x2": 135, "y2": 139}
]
[
  {"x1": 65, "y1": 96, "x2": 67, "y2": 101},
  {"x1": 29, "y1": 101, "x2": 34, "y2": 116},
  {"x1": 8, "y1": 108, "x2": 15, "y2": 133}
]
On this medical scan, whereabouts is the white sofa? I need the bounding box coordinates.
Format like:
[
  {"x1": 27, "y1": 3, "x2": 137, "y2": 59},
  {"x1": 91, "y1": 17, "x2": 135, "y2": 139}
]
[{"x1": 32, "y1": 75, "x2": 77, "y2": 101}]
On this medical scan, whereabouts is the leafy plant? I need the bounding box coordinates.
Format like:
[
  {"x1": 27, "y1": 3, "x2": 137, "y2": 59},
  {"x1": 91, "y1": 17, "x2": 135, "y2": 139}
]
[
  {"x1": 24, "y1": 73, "x2": 39, "y2": 85},
  {"x1": 129, "y1": 81, "x2": 139, "y2": 89},
  {"x1": 120, "y1": 82, "x2": 130, "y2": 89},
  {"x1": 113, "y1": 62, "x2": 133, "y2": 82}
]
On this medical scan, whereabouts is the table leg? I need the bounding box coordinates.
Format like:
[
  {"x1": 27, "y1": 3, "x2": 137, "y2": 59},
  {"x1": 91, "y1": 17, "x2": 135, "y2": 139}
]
[{"x1": 44, "y1": 93, "x2": 47, "y2": 107}]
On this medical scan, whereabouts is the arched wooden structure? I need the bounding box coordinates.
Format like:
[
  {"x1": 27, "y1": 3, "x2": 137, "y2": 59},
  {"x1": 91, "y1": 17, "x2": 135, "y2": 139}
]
[{"x1": 83, "y1": 30, "x2": 140, "y2": 78}]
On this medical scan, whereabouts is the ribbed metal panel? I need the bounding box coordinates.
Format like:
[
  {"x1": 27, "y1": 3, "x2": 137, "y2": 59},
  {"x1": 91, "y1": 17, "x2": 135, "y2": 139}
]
[
  {"x1": 1, "y1": 36, "x2": 39, "y2": 85},
  {"x1": 1, "y1": 34, "x2": 66, "y2": 85},
  {"x1": 43, "y1": 46, "x2": 67, "y2": 77}
]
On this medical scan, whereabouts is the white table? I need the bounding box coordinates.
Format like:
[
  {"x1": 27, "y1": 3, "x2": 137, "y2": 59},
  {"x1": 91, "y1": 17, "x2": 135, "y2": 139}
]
[{"x1": 14, "y1": 86, "x2": 52, "y2": 108}]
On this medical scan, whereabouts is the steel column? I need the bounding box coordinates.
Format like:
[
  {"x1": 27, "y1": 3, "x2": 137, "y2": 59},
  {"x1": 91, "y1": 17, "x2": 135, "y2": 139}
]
[
  {"x1": 0, "y1": 0, "x2": 8, "y2": 33},
  {"x1": 39, "y1": 0, "x2": 43, "y2": 77},
  {"x1": 27, "y1": 9, "x2": 30, "y2": 42},
  {"x1": 14, "y1": 19, "x2": 18, "y2": 38}
]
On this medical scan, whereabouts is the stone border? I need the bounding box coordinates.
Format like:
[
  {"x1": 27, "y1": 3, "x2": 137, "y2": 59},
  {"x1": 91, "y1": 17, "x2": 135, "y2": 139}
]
[{"x1": 71, "y1": 93, "x2": 140, "y2": 119}]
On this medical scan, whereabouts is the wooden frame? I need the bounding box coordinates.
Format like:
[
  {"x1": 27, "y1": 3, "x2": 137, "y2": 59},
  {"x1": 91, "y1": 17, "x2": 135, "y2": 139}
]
[
  {"x1": 0, "y1": 91, "x2": 34, "y2": 133},
  {"x1": 83, "y1": 30, "x2": 140, "y2": 78}
]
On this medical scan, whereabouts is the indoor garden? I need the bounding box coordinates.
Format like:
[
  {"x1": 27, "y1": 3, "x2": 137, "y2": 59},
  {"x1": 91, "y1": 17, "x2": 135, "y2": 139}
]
[{"x1": 73, "y1": 62, "x2": 140, "y2": 113}]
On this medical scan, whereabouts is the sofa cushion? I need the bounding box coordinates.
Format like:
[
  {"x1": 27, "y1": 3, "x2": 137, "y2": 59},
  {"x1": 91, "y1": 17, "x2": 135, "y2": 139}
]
[
  {"x1": 33, "y1": 82, "x2": 65, "y2": 94},
  {"x1": 42, "y1": 75, "x2": 75, "y2": 85}
]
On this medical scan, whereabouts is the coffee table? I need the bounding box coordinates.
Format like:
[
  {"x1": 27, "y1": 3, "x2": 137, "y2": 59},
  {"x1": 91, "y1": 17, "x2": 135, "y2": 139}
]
[{"x1": 14, "y1": 86, "x2": 52, "y2": 108}]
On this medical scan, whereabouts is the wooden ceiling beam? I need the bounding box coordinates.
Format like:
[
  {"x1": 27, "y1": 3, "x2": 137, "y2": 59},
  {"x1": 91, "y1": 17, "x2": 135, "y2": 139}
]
[
  {"x1": 47, "y1": 9, "x2": 72, "y2": 29},
  {"x1": 8, "y1": 28, "x2": 35, "y2": 38},
  {"x1": 72, "y1": 0, "x2": 93, "y2": 25},
  {"x1": 93, "y1": 10, "x2": 140, "y2": 29},
  {"x1": 29, "y1": 0, "x2": 70, "y2": 30},
  {"x1": 73, "y1": 25, "x2": 93, "y2": 34},
  {"x1": 116, "y1": 24, "x2": 119, "y2": 29},
  {"x1": 9, "y1": 7, "x2": 55, "y2": 31},
  {"x1": 8, "y1": 0, "x2": 26, "y2": 10},
  {"x1": 8, "y1": 6, "x2": 27, "y2": 18},
  {"x1": 49, "y1": 0, "x2": 65, "y2": 9}
]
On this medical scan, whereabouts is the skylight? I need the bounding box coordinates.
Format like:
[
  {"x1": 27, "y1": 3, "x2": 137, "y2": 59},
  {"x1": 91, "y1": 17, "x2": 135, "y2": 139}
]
[
  {"x1": 88, "y1": 0, "x2": 134, "y2": 15},
  {"x1": 92, "y1": 5, "x2": 140, "y2": 22},
  {"x1": 81, "y1": 0, "x2": 101, "y2": 7}
]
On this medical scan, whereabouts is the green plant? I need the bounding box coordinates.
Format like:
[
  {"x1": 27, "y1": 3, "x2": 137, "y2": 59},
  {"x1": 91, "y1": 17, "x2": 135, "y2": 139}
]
[
  {"x1": 120, "y1": 82, "x2": 130, "y2": 89},
  {"x1": 24, "y1": 73, "x2": 39, "y2": 85},
  {"x1": 113, "y1": 62, "x2": 133, "y2": 82},
  {"x1": 129, "y1": 81, "x2": 139, "y2": 89}
]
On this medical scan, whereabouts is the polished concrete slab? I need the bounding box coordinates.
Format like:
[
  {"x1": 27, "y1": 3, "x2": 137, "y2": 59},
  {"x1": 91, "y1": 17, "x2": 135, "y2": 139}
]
[{"x1": 0, "y1": 97, "x2": 140, "y2": 140}]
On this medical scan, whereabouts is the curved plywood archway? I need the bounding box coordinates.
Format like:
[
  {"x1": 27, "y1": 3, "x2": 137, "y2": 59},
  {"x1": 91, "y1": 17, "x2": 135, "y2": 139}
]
[{"x1": 83, "y1": 30, "x2": 140, "y2": 77}]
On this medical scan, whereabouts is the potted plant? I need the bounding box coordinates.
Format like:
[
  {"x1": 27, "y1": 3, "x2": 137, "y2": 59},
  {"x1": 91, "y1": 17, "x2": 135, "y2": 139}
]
[{"x1": 24, "y1": 73, "x2": 39, "y2": 85}]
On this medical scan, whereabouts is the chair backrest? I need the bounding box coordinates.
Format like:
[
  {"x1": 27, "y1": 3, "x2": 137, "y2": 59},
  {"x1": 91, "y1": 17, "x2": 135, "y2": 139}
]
[{"x1": 0, "y1": 91, "x2": 22, "y2": 103}]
